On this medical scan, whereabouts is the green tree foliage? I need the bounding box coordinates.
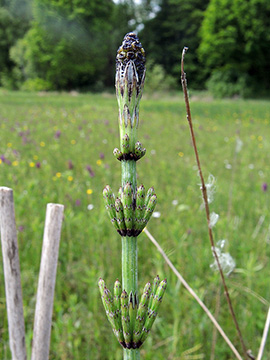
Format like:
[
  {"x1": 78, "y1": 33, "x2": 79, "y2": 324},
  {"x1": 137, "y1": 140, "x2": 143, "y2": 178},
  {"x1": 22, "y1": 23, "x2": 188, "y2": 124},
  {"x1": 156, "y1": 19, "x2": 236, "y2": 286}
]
[
  {"x1": 139, "y1": 0, "x2": 209, "y2": 89},
  {"x1": 199, "y1": 0, "x2": 270, "y2": 97},
  {"x1": 10, "y1": 0, "x2": 135, "y2": 90},
  {"x1": 0, "y1": 0, "x2": 32, "y2": 87}
]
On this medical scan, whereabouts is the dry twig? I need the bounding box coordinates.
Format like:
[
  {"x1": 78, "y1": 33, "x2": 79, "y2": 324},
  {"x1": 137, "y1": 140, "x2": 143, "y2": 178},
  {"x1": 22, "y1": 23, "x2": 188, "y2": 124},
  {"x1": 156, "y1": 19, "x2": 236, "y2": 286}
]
[{"x1": 181, "y1": 47, "x2": 248, "y2": 360}]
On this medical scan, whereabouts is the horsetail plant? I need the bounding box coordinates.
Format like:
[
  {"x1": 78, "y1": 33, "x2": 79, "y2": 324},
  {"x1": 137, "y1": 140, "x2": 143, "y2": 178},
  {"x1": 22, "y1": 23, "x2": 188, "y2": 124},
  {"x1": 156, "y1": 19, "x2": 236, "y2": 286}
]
[{"x1": 99, "y1": 33, "x2": 167, "y2": 359}]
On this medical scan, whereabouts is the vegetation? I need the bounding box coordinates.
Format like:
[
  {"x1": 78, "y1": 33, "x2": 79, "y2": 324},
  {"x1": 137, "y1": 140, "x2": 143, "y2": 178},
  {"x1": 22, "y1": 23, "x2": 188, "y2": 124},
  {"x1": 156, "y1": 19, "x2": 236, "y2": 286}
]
[
  {"x1": 199, "y1": 0, "x2": 270, "y2": 97},
  {"x1": 0, "y1": 89, "x2": 269, "y2": 358},
  {"x1": 1, "y1": 0, "x2": 270, "y2": 97},
  {"x1": 140, "y1": 0, "x2": 209, "y2": 90}
]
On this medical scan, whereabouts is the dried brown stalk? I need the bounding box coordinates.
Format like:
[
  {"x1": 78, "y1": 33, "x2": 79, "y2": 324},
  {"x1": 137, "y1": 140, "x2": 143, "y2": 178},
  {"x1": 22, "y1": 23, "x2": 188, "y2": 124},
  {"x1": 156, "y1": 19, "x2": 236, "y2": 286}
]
[{"x1": 180, "y1": 47, "x2": 249, "y2": 360}]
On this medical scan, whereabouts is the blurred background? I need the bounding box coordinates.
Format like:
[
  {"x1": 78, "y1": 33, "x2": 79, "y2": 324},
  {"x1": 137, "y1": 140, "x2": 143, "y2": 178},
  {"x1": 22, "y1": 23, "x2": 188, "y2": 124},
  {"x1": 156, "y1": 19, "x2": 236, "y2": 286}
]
[
  {"x1": 1, "y1": 0, "x2": 270, "y2": 98},
  {"x1": 1, "y1": 1, "x2": 270, "y2": 359}
]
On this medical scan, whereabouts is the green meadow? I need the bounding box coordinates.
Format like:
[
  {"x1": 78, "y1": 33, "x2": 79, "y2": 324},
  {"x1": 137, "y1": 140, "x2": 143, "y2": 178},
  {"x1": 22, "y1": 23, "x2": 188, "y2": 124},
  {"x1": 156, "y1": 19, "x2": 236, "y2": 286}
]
[{"x1": 0, "y1": 89, "x2": 269, "y2": 359}]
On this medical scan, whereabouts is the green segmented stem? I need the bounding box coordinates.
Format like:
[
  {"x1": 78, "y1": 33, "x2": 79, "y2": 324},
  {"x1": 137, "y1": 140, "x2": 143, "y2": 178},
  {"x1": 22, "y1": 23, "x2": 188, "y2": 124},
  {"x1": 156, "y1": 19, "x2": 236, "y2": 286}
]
[
  {"x1": 118, "y1": 186, "x2": 123, "y2": 199},
  {"x1": 103, "y1": 186, "x2": 119, "y2": 231},
  {"x1": 134, "y1": 185, "x2": 145, "y2": 232},
  {"x1": 99, "y1": 276, "x2": 166, "y2": 351},
  {"x1": 115, "y1": 198, "x2": 126, "y2": 235},
  {"x1": 119, "y1": 109, "x2": 138, "y2": 153},
  {"x1": 129, "y1": 292, "x2": 138, "y2": 336},
  {"x1": 141, "y1": 194, "x2": 157, "y2": 229},
  {"x1": 145, "y1": 187, "x2": 155, "y2": 208},
  {"x1": 114, "y1": 279, "x2": 122, "y2": 316},
  {"x1": 122, "y1": 182, "x2": 134, "y2": 235},
  {"x1": 100, "y1": 33, "x2": 167, "y2": 358},
  {"x1": 116, "y1": 32, "x2": 146, "y2": 360},
  {"x1": 114, "y1": 147, "x2": 123, "y2": 160},
  {"x1": 98, "y1": 279, "x2": 125, "y2": 347},
  {"x1": 121, "y1": 290, "x2": 132, "y2": 348},
  {"x1": 148, "y1": 275, "x2": 160, "y2": 309},
  {"x1": 133, "y1": 282, "x2": 151, "y2": 346},
  {"x1": 122, "y1": 236, "x2": 138, "y2": 295},
  {"x1": 123, "y1": 349, "x2": 140, "y2": 360},
  {"x1": 139, "y1": 279, "x2": 167, "y2": 345},
  {"x1": 134, "y1": 141, "x2": 146, "y2": 160},
  {"x1": 122, "y1": 134, "x2": 130, "y2": 155},
  {"x1": 121, "y1": 160, "x2": 136, "y2": 193},
  {"x1": 120, "y1": 130, "x2": 138, "y2": 349}
]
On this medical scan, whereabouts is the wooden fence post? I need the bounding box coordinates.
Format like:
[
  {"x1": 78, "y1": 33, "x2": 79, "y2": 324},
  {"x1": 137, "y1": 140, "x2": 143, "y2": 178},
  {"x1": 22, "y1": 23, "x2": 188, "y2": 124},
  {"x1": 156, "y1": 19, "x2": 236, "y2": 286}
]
[
  {"x1": 0, "y1": 187, "x2": 27, "y2": 360},
  {"x1": 31, "y1": 203, "x2": 64, "y2": 360}
]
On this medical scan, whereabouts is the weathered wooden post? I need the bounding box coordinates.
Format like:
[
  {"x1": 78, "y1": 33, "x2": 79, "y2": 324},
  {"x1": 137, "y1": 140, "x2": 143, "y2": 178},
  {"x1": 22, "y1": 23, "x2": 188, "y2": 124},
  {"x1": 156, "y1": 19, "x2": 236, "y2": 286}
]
[
  {"x1": 0, "y1": 187, "x2": 27, "y2": 360},
  {"x1": 0, "y1": 187, "x2": 64, "y2": 360},
  {"x1": 31, "y1": 203, "x2": 64, "y2": 360}
]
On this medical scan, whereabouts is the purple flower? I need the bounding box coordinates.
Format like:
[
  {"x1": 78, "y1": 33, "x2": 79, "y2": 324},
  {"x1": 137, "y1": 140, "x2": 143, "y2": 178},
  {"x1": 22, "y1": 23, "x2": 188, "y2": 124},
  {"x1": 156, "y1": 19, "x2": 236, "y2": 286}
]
[
  {"x1": 36, "y1": 162, "x2": 41, "y2": 168},
  {"x1": 54, "y1": 130, "x2": 61, "y2": 139},
  {"x1": 68, "y1": 160, "x2": 74, "y2": 169},
  {"x1": 1, "y1": 154, "x2": 6, "y2": 162},
  {"x1": 262, "y1": 183, "x2": 268, "y2": 192},
  {"x1": 86, "y1": 165, "x2": 95, "y2": 177},
  {"x1": 18, "y1": 225, "x2": 24, "y2": 232},
  {"x1": 75, "y1": 199, "x2": 81, "y2": 206},
  {"x1": 22, "y1": 137, "x2": 28, "y2": 144},
  {"x1": 99, "y1": 152, "x2": 105, "y2": 159}
]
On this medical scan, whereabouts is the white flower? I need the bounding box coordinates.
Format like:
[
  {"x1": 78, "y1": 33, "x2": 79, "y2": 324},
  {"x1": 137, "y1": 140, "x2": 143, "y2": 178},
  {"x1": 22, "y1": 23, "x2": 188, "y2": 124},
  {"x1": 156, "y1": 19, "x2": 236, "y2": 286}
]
[
  {"x1": 87, "y1": 204, "x2": 94, "y2": 211},
  {"x1": 172, "y1": 199, "x2": 178, "y2": 206}
]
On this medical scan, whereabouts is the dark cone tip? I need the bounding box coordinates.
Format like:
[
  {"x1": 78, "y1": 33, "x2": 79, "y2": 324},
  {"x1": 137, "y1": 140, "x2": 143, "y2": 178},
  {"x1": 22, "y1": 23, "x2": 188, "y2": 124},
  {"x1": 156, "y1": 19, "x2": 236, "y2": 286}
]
[{"x1": 116, "y1": 32, "x2": 146, "y2": 85}]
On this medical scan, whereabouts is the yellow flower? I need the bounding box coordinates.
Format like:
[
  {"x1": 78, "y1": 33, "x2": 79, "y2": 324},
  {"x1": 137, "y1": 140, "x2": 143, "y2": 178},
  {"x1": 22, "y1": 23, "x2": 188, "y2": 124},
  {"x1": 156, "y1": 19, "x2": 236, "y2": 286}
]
[
  {"x1": 7, "y1": 142, "x2": 12, "y2": 148},
  {"x1": 56, "y1": 172, "x2": 61, "y2": 178},
  {"x1": 71, "y1": 139, "x2": 76, "y2": 145},
  {"x1": 12, "y1": 161, "x2": 19, "y2": 166},
  {"x1": 178, "y1": 152, "x2": 184, "y2": 157},
  {"x1": 40, "y1": 141, "x2": 45, "y2": 147},
  {"x1": 68, "y1": 176, "x2": 73, "y2": 182},
  {"x1": 29, "y1": 162, "x2": 35, "y2": 167},
  {"x1": 258, "y1": 136, "x2": 263, "y2": 142},
  {"x1": 96, "y1": 159, "x2": 102, "y2": 166},
  {"x1": 87, "y1": 189, "x2": 93, "y2": 195},
  {"x1": 0, "y1": 159, "x2": 2, "y2": 164}
]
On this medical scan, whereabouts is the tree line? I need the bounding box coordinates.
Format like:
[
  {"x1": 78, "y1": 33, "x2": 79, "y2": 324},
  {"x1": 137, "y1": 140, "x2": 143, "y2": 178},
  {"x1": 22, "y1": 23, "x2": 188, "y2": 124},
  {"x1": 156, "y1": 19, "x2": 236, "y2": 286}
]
[{"x1": 1, "y1": 0, "x2": 270, "y2": 97}]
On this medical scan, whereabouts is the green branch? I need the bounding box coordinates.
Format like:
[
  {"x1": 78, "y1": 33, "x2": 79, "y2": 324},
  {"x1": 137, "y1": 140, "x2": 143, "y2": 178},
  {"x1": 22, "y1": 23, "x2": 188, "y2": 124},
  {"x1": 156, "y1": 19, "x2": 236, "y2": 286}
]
[{"x1": 99, "y1": 33, "x2": 167, "y2": 358}]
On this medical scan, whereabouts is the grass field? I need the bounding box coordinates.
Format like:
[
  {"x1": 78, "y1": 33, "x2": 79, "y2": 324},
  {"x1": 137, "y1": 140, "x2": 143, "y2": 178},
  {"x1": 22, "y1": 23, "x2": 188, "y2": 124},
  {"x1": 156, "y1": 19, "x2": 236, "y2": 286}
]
[{"x1": 0, "y1": 89, "x2": 269, "y2": 359}]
